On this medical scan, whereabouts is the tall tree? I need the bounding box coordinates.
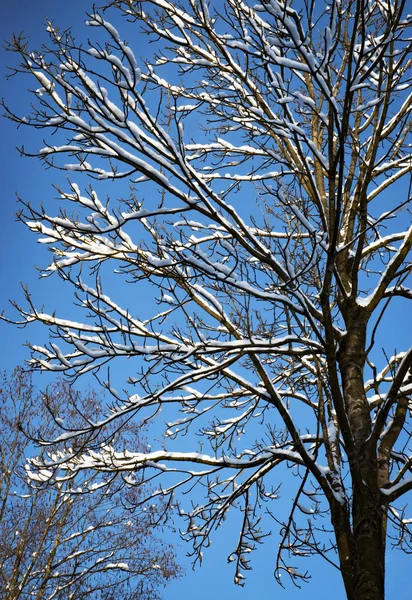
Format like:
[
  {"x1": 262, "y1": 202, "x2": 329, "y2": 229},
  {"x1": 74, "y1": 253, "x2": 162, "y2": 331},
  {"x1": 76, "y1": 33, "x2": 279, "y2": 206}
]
[
  {"x1": 3, "y1": 0, "x2": 412, "y2": 598},
  {"x1": 0, "y1": 368, "x2": 180, "y2": 600}
]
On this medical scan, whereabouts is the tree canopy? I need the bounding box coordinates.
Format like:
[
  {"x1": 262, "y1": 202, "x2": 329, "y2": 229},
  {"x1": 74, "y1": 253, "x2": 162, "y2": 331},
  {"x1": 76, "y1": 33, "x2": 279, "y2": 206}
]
[
  {"x1": 3, "y1": 0, "x2": 412, "y2": 598},
  {"x1": 0, "y1": 368, "x2": 181, "y2": 599}
]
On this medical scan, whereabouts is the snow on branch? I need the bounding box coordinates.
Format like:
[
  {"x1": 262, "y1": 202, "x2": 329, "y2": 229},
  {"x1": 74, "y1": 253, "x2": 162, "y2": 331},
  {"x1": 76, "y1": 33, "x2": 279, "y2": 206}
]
[{"x1": 3, "y1": 0, "x2": 412, "y2": 589}]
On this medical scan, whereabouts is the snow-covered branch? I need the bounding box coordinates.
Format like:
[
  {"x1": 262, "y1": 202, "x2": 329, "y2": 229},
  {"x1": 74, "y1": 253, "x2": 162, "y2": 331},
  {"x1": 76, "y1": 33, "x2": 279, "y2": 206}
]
[{"x1": 4, "y1": 0, "x2": 412, "y2": 594}]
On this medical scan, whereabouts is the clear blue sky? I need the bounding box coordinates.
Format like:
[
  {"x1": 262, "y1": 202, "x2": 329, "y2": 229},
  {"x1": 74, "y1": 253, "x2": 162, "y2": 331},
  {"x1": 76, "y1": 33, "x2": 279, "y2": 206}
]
[{"x1": 0, "y1": 2, "x2": 410, "y2": 598}]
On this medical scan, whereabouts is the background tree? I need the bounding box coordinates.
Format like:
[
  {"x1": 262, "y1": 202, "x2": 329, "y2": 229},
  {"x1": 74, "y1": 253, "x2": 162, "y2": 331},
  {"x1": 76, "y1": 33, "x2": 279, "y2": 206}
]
[
  {"x1": 3, "y1": 0, "x2": 412, "y2": 598},
  {"x1": 0, "y1": 367, "x2": 180, "y2": 600}
]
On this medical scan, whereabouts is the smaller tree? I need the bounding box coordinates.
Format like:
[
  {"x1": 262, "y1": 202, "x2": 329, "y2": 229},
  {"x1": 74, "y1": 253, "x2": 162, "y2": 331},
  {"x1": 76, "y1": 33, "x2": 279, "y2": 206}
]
[{"x1": 0, "y1": 367, "x2": 181, "y2": 600}]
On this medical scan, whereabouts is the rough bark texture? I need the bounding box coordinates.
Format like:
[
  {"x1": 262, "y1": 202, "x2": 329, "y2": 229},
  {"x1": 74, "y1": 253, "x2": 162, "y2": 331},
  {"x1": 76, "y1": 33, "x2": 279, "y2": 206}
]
[{"x1": 338, "y1": 312, "x2": 385, "y2": 599}]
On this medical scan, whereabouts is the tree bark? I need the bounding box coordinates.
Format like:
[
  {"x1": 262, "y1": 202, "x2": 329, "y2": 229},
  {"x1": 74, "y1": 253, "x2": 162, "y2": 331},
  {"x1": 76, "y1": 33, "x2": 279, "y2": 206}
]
[
  {"x1": 351, "y1": 484, "x2": 385, "y2": 600},
  {"x1": 338, "y1": 310, "x2": 385, "y2": 600}
]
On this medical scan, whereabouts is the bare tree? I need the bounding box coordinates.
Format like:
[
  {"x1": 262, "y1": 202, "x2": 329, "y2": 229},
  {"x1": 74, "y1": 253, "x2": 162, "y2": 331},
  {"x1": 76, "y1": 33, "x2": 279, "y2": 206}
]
[
  {"x1": 3, "y1": 0, "x2": 412, "y2": 598},
  {"x1": 0, "y1": 367, "x2": 181, "y2": 600}
]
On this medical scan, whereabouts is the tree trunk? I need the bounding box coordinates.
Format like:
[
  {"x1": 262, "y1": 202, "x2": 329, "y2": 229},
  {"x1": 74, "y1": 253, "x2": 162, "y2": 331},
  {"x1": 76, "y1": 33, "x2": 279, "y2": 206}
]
[
  {"x1": 351, "y1": 484, "x2": 385, "y2": 600},
  {"x1": 331, "y1": 479, "x2": 385, "y2": 600},
  {"x1": 338, "y1": 310, "x2": 385, "y2": 600}
]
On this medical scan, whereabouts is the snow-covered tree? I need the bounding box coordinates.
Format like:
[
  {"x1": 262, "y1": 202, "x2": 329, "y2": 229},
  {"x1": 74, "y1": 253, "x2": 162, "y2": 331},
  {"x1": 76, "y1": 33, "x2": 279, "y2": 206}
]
[
  {"x1": 3, "y1": 0, "x2": 412, "y2": 598},
  {"x1": 0, "y1": 368, "x2": 180, "y2": 600}
]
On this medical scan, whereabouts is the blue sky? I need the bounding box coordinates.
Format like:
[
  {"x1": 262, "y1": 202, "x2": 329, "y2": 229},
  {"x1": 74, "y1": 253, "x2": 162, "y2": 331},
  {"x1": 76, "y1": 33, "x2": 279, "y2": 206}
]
[{"x1": 1, "y1": 2, "x2": 411, "y2": 599}]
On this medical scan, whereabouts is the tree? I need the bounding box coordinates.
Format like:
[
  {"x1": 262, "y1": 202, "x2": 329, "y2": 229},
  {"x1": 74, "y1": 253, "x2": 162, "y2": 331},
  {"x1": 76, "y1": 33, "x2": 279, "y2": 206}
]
[
  {"x1": 3, "y1": 0, "x2": 412, "y2": 598},
  {"x1": 0, "y1": 367, "x2": 181, "y2": 600}
]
